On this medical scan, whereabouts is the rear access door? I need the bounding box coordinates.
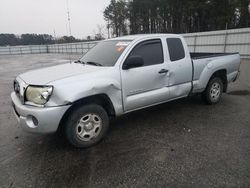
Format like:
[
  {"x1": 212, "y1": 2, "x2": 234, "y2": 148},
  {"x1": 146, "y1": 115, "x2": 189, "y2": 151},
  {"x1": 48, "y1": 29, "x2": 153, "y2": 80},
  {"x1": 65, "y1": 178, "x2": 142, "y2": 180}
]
[{"x1": 165, "y1": 37, "x2": 193, "y2": 99}]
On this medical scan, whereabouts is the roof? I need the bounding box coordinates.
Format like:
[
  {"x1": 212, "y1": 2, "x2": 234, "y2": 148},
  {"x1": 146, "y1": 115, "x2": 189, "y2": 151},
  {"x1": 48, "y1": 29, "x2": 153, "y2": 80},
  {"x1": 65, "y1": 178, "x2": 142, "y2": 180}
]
[{"x1": 106, "y1": 33, "x2": 181, "y2": 41}]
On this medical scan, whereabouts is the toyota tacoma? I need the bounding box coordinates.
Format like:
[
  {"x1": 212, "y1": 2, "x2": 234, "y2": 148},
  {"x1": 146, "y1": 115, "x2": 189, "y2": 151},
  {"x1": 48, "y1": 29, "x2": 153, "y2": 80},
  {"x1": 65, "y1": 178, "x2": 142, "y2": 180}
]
[{"x1": 11, "y1": 34, "x2": 241, "y2": 147}]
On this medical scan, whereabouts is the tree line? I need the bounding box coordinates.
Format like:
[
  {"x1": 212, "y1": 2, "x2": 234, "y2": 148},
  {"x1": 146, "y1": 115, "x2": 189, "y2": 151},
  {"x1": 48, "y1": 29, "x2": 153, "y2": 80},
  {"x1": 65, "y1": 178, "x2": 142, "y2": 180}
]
[
  {"x1": 0, "y1": 34, "x2": 99, "y2": 46},
  {"x1": 104, "y1": 0, "x2": 250, "y2": 37}
]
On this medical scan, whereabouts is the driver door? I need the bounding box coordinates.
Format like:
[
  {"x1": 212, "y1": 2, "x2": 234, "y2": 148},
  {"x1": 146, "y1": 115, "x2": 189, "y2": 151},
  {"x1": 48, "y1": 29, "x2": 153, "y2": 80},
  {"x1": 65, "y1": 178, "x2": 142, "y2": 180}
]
[{"x1": 121, "y1": 39, "x2": 170, "y2": 112}]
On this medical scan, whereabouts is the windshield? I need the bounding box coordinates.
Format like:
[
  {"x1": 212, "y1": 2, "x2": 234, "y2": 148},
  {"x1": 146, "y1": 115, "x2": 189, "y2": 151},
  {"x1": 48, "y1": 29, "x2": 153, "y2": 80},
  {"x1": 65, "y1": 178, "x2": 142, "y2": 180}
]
[{"x1": 80, "y1": 40, "x2": 131, "y2": 67}]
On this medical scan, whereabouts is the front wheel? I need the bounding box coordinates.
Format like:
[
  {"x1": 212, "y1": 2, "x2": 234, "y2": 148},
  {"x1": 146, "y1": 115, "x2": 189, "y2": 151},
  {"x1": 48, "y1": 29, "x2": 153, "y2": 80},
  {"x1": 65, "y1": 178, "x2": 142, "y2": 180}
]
[
  {"x1": 202, "y1": 77, "x2": 223, "y2": 105},
  {"x1": 64, "y1": 104, "x2": 109, "y2": 148}
]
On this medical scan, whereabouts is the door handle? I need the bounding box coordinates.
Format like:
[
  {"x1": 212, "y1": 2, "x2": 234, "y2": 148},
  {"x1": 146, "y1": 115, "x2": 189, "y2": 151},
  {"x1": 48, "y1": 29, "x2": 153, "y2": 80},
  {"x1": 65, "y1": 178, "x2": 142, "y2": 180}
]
[{"x1": 158, "y1": 69, "x2": 169, "y2": 74}]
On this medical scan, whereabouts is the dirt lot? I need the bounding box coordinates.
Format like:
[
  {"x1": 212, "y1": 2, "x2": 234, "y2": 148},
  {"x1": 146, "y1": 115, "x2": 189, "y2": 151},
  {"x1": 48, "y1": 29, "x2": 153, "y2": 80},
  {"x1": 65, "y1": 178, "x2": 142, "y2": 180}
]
[{"x1": 0, "y1": 54, "x2": 249, "y2": 187}]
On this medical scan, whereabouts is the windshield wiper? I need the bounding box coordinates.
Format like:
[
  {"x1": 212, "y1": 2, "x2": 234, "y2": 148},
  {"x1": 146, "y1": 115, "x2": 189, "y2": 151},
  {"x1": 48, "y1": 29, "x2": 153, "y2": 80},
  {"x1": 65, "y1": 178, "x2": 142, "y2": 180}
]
[
  {"x1": 74, "y1": 60, "x2": 102, "y2": 66},
  {"x1": 74, "y1": 60, "x2": 85, "y2": 64},
  {"x1": 86, "y1": 61, "x2": 102, "y2": 66}
]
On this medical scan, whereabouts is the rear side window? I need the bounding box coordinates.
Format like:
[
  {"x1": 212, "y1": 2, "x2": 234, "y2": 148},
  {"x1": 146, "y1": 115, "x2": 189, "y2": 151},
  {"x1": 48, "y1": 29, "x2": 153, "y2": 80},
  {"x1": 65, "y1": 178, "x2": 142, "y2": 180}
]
[
  {"x1": 166, "y1": 38, "x2": 185, "y2": 61},
  {"x1": 129, "y1": 39, "x2": 163, "y2": 66}
]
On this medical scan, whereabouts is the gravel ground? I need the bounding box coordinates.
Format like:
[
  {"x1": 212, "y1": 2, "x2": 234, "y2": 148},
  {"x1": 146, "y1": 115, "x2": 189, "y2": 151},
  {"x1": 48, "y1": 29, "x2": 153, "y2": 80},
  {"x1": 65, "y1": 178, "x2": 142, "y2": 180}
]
[{"x1": 0, "y1": 54, "x2": 249, "y2": 187}]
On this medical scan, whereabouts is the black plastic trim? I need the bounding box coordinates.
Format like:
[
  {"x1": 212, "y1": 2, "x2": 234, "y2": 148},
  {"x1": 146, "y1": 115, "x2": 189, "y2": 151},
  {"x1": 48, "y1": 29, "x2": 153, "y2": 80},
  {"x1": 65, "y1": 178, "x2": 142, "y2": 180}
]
[{"x1": 190, "y1": 52, "x2": 239, "y2": 59}]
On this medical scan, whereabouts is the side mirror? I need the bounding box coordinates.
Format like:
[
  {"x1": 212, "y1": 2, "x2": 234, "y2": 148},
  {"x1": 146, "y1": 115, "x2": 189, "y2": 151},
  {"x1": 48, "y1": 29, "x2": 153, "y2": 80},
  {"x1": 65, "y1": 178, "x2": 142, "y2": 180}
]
[{"x1": 123, "y1": 56, "x2": 144, "y2": 70}]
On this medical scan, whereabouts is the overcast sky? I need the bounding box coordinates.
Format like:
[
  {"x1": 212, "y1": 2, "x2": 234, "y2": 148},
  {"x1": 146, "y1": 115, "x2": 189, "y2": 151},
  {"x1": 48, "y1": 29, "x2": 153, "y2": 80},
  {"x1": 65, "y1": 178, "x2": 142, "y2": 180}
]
[{"x1": 0, "y1": 0, "x2": 110, "y2": 39}]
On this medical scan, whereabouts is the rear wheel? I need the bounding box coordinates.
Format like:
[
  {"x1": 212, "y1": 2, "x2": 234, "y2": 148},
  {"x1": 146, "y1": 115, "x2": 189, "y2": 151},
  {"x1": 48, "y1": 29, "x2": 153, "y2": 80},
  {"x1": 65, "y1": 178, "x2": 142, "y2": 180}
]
[
  {"x1": 64, "y1": 104, "x2": 109, "y2": 148},
  {"x1": 202, "y1": 77, "x2": 223, "y2": 105}
]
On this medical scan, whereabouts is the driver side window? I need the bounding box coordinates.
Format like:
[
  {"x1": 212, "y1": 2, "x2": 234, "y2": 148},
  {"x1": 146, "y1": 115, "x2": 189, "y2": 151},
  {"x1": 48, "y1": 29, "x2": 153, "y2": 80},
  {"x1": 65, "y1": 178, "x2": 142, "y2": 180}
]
[{"x1": 128, "y1": 39, "x2": 164, "y2": 67}]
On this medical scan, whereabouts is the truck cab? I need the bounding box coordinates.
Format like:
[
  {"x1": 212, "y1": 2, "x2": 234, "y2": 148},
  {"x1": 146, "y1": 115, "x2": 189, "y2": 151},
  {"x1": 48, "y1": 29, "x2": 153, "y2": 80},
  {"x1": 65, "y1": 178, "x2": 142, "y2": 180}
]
[{"x1": 119, "y1": 35, "x2": 193, "y2": 112}]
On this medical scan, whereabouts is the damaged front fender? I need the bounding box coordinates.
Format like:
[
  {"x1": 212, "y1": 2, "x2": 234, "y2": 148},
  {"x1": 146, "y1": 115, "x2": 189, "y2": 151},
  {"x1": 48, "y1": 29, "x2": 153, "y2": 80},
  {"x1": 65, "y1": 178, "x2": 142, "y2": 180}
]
[{"x1": 45, "y1": 68, "x2": 124, "y2": 116}]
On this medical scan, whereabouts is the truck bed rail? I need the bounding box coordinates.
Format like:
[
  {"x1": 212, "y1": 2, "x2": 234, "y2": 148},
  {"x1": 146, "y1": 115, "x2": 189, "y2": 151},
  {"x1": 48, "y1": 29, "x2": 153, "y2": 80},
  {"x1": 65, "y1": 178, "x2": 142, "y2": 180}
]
[{"x1": 190, "y1": 52, "x2": 239, "y2": 59}]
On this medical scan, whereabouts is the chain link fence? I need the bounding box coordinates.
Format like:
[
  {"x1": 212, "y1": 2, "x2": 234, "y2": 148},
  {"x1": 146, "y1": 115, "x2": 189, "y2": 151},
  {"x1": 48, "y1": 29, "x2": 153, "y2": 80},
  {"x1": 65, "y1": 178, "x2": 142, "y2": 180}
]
[
  {"x1": 0, "y1": 28, "x2": 249, "y2": 58},
  {"x1": 182, "y1": 28, "x2": 250, "y2": 58},
  {"x1": 0, "y1": 41, "x2": 97, "y2": 55}
]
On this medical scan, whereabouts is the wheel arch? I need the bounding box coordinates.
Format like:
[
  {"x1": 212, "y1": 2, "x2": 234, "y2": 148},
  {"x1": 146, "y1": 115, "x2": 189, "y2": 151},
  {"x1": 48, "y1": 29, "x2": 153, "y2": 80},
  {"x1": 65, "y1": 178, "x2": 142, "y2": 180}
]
[
  {"x1": 57, "y1": 94, "x2": 116, "y2": 132},
  {"x1": 208, "y1": 69, "x2": 227, "y2": 92}
]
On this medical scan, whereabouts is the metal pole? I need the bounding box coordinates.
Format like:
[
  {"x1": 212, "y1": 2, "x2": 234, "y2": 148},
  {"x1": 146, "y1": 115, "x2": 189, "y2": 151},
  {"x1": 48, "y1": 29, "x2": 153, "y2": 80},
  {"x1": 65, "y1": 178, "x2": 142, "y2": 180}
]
[
  {"x1": 224, "y1": 30, "x2": 228, "y2": 53},
  {"x1": 108, "y1": 19, "x2": 110, "y2": 39},
  {"x1": 66, "y1": 0, "x2": 72, "y2": 36},
  {"x1": 194, "y1": 35, "x2": 197, "y2": 52}
]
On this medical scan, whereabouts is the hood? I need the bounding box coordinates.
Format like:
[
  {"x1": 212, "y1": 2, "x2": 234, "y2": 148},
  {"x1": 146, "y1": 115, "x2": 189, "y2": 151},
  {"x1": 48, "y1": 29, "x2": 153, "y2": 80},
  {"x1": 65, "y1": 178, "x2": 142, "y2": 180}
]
[{"x1": 19, "y1": 63, "x2": 105, "y2": 85}]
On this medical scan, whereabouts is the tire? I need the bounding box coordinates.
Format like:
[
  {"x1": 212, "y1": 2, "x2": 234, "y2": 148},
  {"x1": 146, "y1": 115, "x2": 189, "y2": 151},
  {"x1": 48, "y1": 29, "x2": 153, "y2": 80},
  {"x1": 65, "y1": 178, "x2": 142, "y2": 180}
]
[
  {"x1": 202, "y1": 77, "x2": 223, "y2": 105},
  {"x1": 64, "y1": 104, "x2": 109, "y2": 148}
]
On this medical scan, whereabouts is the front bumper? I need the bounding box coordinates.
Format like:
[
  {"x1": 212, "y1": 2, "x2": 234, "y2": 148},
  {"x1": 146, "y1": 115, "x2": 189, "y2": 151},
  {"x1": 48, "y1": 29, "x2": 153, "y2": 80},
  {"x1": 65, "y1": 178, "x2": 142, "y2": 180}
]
[{"x1": 11, "y1": 92, "x2": 70, "y2": 134}]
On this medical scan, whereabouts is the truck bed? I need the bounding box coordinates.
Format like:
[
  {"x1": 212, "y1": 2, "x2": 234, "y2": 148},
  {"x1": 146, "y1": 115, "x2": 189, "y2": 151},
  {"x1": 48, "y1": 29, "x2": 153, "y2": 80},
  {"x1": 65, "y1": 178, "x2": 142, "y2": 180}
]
[
  {"x1": 190, "y1": 52, "x2": 239, "y2": 59},
  {"x1": 190, "y1": 52, "x2": 241, "y2": 93}
]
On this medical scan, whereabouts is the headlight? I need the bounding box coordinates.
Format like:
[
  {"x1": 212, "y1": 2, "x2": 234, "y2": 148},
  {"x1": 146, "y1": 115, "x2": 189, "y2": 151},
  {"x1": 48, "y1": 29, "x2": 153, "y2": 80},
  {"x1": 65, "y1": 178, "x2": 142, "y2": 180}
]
[{"x1": 25, "y1": 86, "x2": 53, "y2": 105}]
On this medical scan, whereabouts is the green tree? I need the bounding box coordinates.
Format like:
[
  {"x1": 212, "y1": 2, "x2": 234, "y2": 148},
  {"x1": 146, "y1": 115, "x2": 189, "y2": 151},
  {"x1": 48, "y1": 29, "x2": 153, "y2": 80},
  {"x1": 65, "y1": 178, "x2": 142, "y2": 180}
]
[
  {"x1": 237, "y1": 0, "x2": 250, "y2": 27},
  {"x1": 104, "y1": 0, "x2": 128, "y2": 37},
  {"x1": 0, "y1": 34, "x2": 19, "y2": 46},
  {"x1": 104, "y1": 0, "x2": 250, "y2": 34}
]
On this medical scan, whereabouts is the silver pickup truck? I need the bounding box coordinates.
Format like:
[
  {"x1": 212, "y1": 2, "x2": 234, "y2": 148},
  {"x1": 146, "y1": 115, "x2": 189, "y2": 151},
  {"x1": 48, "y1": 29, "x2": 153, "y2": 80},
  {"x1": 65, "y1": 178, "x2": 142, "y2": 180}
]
[{"x1": 11, "y1": 34, "x2": 241, "y2": 147}]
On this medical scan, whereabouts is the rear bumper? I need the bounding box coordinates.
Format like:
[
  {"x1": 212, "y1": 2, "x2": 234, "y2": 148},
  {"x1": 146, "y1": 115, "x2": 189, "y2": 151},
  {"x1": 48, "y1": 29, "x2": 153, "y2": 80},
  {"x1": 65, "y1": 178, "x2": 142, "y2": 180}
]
[
  {"x1": 11, "y1": 92, "x2": 70, "y2": 134},
  {"x1": 227, "y1": 70, "x2": 240, "y2": 84},
  {"x1": 233, "y1": 71, "x2": 240, "y2": 82}
]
